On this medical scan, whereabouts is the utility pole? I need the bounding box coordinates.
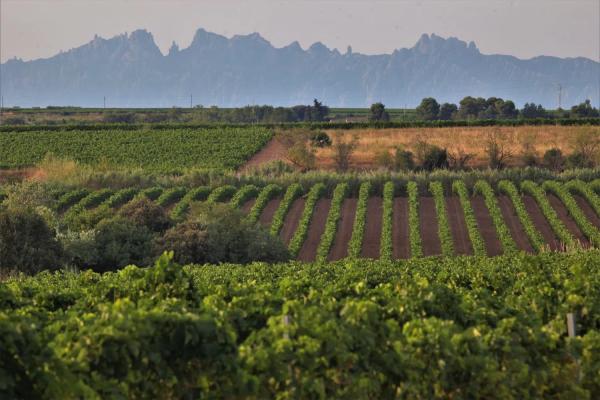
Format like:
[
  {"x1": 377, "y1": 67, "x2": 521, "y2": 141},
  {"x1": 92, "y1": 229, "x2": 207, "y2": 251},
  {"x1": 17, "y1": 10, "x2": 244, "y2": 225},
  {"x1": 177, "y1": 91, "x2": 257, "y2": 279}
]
[
  {"x1": 103, "y1": 96, "x2": 106, "y2": 109},
  {"x1": 557, "y1": 84, "x2": 562, "y2": 110},
  {"x1": 190, "y1": 94, "x2": 193, "y2": 109}
]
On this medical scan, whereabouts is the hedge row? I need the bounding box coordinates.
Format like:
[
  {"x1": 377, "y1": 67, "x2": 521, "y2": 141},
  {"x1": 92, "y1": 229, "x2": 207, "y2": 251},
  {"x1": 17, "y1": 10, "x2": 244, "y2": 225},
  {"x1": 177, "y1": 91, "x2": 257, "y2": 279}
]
[
  {"x1": 270, "y1": 184, "x2": 303, "y2": 236},
  {"x1": 380, "y1": 182, "x2": 395, "y2": 261},
  {"x1": 247, "y1": 184, "x2": 281, "y2": 224}
]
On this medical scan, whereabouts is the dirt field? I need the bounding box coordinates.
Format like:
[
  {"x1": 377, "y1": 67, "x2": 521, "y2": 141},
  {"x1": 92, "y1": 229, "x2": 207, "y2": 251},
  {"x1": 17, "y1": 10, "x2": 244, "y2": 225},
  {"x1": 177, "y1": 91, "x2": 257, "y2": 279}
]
[
  {"x1": 240, "y1": 138, "x2": 291, "y2": 172},
  {"x1": 328, "y1": 198, "x2": 357, "y2": 261},
  {"x1": 316, "y1": 126, "x2": 600, "y2": 170}
]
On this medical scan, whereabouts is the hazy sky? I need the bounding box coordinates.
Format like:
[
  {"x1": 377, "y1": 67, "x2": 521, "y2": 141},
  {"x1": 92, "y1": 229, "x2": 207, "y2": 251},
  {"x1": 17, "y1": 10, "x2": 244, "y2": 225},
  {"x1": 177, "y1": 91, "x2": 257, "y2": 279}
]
[{"x1": 1, "y1": 0, "x2": 599, "y2": 63}]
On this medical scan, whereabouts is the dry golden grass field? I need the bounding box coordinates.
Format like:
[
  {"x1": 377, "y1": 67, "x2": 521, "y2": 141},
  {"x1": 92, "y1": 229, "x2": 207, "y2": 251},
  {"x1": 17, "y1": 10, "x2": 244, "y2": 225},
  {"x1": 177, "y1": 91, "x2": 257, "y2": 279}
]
[{"x1": 316, "y1": 125, "x2": 600, "y2": 170}]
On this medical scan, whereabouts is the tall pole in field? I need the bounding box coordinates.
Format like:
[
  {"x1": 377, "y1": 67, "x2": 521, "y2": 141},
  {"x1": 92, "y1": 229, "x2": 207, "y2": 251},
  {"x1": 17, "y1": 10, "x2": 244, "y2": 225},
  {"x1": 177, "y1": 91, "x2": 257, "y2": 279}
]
[
  {"x1": 103, "y1": 96, "x2": 106, "y2": 109},
  {"x1": 557, "y1": 84, "x2": 562, "y2": 110},
  {"x1": 190, "y1": 94, "x2": 193, "y2": 109}
]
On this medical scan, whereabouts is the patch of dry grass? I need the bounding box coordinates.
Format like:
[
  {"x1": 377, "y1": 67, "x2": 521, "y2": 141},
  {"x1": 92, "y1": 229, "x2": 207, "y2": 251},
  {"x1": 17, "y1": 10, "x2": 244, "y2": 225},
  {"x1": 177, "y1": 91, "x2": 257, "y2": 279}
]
[{"x1": 316, "y1": 126, "x2": 600, "y2": 170}]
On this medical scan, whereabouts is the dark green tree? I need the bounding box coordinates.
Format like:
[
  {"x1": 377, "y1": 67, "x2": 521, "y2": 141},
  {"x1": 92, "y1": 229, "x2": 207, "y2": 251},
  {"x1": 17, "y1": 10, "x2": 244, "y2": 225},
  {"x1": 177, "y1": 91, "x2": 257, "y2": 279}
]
[
  {"x1": 369, "y1": 102, "x2": 390, "y2": 122},
  {"x1": 416, "y1": 98, "x2": 440, "y2": 120},
  {"x1": 521, "y1": 103, "x2": 547, "y2": 119},
  {"x1": 571, "y1": 100, "x2": 599, "y2": 118},
  {"x1": 439, "y1": 103, "x2": 458, "y2": 120}
]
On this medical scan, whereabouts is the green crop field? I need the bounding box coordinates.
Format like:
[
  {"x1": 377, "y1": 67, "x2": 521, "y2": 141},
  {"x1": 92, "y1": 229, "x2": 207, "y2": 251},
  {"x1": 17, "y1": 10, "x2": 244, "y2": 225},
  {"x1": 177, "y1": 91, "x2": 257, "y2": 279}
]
[
  {"x1": 0, "y1": 127, "x2": 272, "y2": 171},
  {"x1": 2, "y1": 251, "x2": 599, "y2": 398}
]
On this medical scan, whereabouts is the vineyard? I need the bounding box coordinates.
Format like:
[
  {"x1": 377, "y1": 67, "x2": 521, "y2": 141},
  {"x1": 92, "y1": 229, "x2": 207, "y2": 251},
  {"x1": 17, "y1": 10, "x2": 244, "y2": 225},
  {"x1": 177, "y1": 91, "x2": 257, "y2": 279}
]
[
  {"x1": 45, "y1": 178, "x2": 600, "y2": 261},
  {"x1": 0, "y1": 127, "x2": 272, "y2": 171},
  {"x1": 2, "y1": 250, "x2": 600, "y2": 398}
]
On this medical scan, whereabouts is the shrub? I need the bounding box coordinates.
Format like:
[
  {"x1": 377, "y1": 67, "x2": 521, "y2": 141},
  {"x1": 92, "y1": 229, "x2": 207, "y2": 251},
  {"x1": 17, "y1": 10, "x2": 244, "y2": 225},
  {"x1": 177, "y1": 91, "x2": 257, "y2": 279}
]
[
  {"x1": 0, "y1": 209, "x2": 63, "y2": 274},
  {"x1": 287, "y1": 142, "x2": 316, "y2": 171},
  {"x1": 311, "y1": 131, "x2": 331, "y2": 147},
  {"x1": 543, "y1": 148, "x2": 565, "y2": 171},
  {"x1": 119, "y1": 198, "x2": 172, "y2": 232},
  {"x1": 332, "y1": 135, "x2": 358, "y2": 172},
  {"x1": 59, "y1": 229, "x2": 99, "y2": 268},
  {"x1": 157, "y1": 203, "x2": 290, "y2": 264},
  {"x1": 566, "y1": 152, "x2": 593, "y2": 169},
  {"x1": 2, "y1": 182, "x2": 55, "y2": 211},
  {"x1": 421, "y1": 145, "x2": 449, "y2": 171},
  {"x1": 394, "y1": 148, "x2": 415, "y2": 171},
  {"x1": 374, "y1": 149, "x2": 394, "y2": 170},
  {"x1": 154, "y1": 222, "x2": 209, "y2": 265},
  {"x1": 91, "y1": 218, "x2": 155, "y2": 272}
]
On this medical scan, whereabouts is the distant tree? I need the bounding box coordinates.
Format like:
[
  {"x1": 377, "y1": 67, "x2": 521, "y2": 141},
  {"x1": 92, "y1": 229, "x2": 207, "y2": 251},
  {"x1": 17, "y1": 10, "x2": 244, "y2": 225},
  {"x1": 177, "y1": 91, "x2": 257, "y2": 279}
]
[
  {"x1": 416, "y1": 98, "x2": 440, "y2": 120},
  {"x1": 311, "y1": 99, "x2": 329, "y2": 122},
  {"x1": 369, "y1": 102, "x2": 390, "y2": 122},
  {"x1": 439, "y1": 103, "x2": 458, "y2": 120},
  {"x1": 571, "y1": 100, "x2": 600, "y2": 118},
  {"x1": 456, "y1": 96, "x2": 487, "y2": 119},
  {"x1": 521, "y1": 103, "x2": 547, "y2": 119},
  {"x1": 497, "y1": 100, "x2": 518, "y2": 119}
]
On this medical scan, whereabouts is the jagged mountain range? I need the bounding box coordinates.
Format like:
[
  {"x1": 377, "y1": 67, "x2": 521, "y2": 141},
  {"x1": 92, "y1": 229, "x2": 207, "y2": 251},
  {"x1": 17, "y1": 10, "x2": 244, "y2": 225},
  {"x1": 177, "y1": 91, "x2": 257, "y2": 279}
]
[{"x1": 1, "y1": 28, "x2": 598, "y2": 108}]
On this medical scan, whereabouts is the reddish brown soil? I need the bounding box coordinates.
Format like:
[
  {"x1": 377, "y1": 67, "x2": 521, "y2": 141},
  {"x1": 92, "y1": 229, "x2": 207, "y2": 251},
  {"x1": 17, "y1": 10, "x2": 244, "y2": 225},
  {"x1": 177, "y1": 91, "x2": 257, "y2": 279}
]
[
  {"x1": 361, "y1": 197, "x2": 383, "y2": 259},
  {"x1": 240, "y1": 138, "x2": 291, "y2": 172},
  {"x1": 298, "y1": 199, "x2": 331, "y2": 262},
  {"x1": 445, "y1": 196, "x2": 473, "y2": 255},
  {"x1": 497, "y1": 195, "x2": 534, "y2": 253},
  {"x1": 547, "y1": 194, "x2": 590, "y2": 247},
  {"x1": 241, "y1": 198, "x2": 256, "y2": 214},
  {"x1": 419, "y1": 196, "x2": 442, "y2": 257},
  {"x1": 328, "y1": 198, "x2": 357, "y2": 261},
  {"x1": 470, "y1": 196, "x2": 503, "y2": 256},
  {"x1": 522, "y1": 195, "x2": 561, "y2": 251},
  {"x1": 573, "y1": 195, "x2": 600, "y2": 229},
  {"x1": 392, "y1": 197, "x2": 410, "y2": 259},
  {"x1": 258, "y1": 198, "x2": 282, "y2": 227},
  {"x1": 279, "y1": 198, "x2": 306, "y2": 245},
  {"x1": 0, "y1": 167, "x2": 41, "y2": 183}
]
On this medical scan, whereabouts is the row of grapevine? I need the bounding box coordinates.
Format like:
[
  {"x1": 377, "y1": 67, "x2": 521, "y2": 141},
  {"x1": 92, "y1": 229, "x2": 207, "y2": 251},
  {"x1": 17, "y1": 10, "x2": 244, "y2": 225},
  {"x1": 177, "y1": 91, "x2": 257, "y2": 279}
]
[
  {"x1": 473, "y1": 180, "x2": 517, "y2": 254},
  {"x1": 407, "y1": 181, "x2": 422, "y2": 258},
  {"x1": 270, "y1": 184, "x2": 302, "y2": 236},
  {"x1": 206, "y1": 185, "x2": 236, "y2": 204},
  {"x1": 156, "y1": 187, "x2": 187, "y2": 208},
  {"x1": 170, "y1": 186, "x2": 212, "y2": 220},
  {"x1": 498, "y1": 180, "x2": 545, "y2": 252},
  {"x1": 521, "y1": 181, "x2": 575, "y2": 248},
  {"x1": 452, "y1": 180, "x2": 485, "y2": 256},
  {"x1": 429, "y1": 181, "x2": 453, "y2": 256},
  {"x1": 247, "y1": 184, "x2": 281, "y2": 224},
  {"x1": 347, "y1": 182, "x2": 371, "y2": 259},
  {"x1": 543, "y1": 181, "x2": 600, "y2": 246},
  {"x1": 316, "y1": 183, "x2": 348, "y2": 262},
  {"x1": 55, "y1": 188, "x2": 90, "y2": 213},
  {"x1": 379, "y1": 182, "x2": 395, "y2": 260},
  {"x1": 565, "y1": 180, "x2": 600, "y2": 217},
  {"x1": 229, "y1": 185, "x2": 259, "y2": 209},
  {"x1": 288, "y1": 183, "x2": 326, "y2": 257}
]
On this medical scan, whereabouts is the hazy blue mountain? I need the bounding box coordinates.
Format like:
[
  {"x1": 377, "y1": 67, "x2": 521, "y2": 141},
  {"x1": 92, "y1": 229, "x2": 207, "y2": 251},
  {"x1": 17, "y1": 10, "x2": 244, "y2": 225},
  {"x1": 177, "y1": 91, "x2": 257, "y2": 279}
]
[{"x1": 1, "y1": 28, "x2": 598, "y2": 108}]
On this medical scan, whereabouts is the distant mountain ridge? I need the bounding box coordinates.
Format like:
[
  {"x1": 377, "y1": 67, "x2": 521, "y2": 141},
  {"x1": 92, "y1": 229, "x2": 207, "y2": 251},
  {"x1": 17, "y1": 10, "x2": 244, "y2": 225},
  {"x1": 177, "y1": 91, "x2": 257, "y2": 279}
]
[{"x1": 1, "y1": 28, "x2": 598, "y2": 108}]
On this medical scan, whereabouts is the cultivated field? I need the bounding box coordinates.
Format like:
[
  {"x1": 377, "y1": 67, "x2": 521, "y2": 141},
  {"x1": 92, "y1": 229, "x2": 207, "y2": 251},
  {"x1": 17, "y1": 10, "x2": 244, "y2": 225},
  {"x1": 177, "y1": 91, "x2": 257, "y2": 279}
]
[
  {"x1": 50, "y1": 178, "x2": 600, "y2": 261},
  {"x1": 0, "y1": 127, "x2": 272, "y2": 171}
]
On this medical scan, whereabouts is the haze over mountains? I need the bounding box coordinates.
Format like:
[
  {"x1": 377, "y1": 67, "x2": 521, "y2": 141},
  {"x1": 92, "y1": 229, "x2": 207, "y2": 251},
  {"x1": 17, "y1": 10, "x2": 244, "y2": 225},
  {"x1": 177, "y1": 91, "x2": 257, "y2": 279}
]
[{"x1": 1, "y1": 27, "x2": 598, "y2": 108}]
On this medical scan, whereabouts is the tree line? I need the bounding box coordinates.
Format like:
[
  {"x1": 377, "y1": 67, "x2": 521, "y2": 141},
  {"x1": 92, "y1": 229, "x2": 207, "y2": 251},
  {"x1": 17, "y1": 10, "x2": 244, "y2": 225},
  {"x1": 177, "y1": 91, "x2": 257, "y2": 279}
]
[{"x1": 409, "y1": 97, "x2": 599, "y2": 122}]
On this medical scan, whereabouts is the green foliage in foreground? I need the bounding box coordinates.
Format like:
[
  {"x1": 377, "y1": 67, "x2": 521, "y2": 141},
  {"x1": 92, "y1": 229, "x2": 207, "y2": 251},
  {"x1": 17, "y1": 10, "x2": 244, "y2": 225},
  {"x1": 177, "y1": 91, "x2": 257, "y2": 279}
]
[
  {"x1": 2, "y1": 251, "x2": 600, "y2": 398},
  {"x1": 0, "y1": 127, "x2": 272, "y2": 171}
]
